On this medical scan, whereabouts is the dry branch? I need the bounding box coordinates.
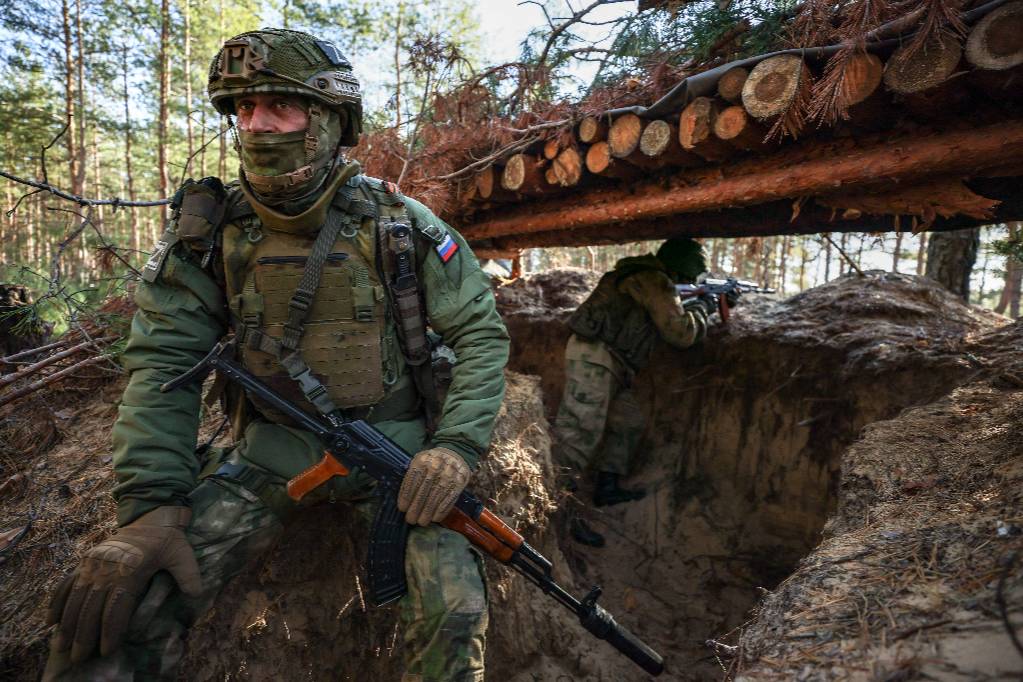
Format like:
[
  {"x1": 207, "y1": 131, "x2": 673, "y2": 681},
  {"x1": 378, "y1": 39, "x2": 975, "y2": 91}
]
[
  {"x1": 0, "y1": 355, "x2": 112, "y2": 409},
  {"x1": 0, "y1": 336, "x2": 117, "y2": 390}
]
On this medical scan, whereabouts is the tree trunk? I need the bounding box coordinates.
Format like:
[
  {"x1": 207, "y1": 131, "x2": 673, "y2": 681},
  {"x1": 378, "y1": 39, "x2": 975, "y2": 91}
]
[
  {"x1": 184, "y1": 0, "x2": 194, "y2": 167},
  {"x1": 925, "y1": 228, "x2": 980, "y2": 301},
  {"x1": 62, "y1": 0, "x2": 77, "y2": 194},
  {"x1": 74, "y1": 0, "x2": 87, "y2": 195},
  {"x1": 994, "y1": 222, "x2": 1022, "y2": 316},
  {"x1": 157, "y1": 0, "x2": 171, "y2": 225},
  {"x1": 121, "y1": 45, "x2": 140, "y2": 255},
  {"x1": 916, "y1": 231, "x2": 928, "y2": 275},
  {"x1": 892, "y1": 231, "x2": 903, "y2": 272}
]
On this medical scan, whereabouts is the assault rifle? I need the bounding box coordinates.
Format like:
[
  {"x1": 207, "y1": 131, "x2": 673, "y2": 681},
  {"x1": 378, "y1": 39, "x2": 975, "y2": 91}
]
[
  {"x1": 675, "y1": 277, "x2": 775, "y2": 322},
  {"x1": 163, "y1": 340, "x2": 664, "y2": 677}
]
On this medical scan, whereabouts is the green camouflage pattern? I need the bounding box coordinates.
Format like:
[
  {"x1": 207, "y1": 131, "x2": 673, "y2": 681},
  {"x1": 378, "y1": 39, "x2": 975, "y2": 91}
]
[
  {"x1": 44, "y1": 419, "x2": 486, "y2": 681},
  {"x1": 57, "y1": 167, "x2": 508, "y2": 679},
  {"x1": 553, "y1": 334, "x2": 644, "y2": 476}
]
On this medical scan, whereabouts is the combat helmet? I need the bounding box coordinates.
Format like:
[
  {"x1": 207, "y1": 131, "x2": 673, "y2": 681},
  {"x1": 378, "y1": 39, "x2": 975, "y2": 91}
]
[
  {"x1": 208, "y1": 28, "x2": 362, "y2": 146},
  {"x1": 656, "y1": 237, "x2": 707, "y2": 282}
]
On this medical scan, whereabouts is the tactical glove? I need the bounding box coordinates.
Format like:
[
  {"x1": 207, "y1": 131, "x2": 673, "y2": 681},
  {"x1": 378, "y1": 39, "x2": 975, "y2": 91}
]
[
  {"x1": 397, "y1": 447, "x2": 471, "y2": 526},
  {"x1": 47, "y1": 506, "x2": 202, "y2": 663}
]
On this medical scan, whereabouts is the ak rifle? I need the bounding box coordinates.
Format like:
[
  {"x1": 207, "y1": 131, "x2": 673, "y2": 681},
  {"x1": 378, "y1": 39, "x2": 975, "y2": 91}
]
[
  {"x1": 162, "y1": 340, "x2": 665, "y2": 677},
  {"x1": 676, "y1": 277, "x2": 775, "y2": 322}
]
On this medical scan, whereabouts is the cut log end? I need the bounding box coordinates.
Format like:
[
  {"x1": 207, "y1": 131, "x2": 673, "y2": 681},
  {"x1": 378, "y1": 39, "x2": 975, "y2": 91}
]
[
  {"x1": 543, "y1": 138, "x2": 561, "y2": 160},
  {"x1": 883, "y1": 34, "x2": 963, "y2": 95},
  {"x1": 578, "y1": 116, "x2": 608, "y2": 144},
  {"x1": 608, "y1": 113, "x2": 645, "y2": 158},
  {"x1": 742, "y1": 55, "x2": 808, "y2": 120},
  {"x1": 501, "y1": 154, "x2": 548, "y2": 194},
  {"x1": 584, "y1": 141, "x2": 640, "y2": 178},
  {"x1": 841, "y1": 52, "x2": 884, "y2": 107},
  {"x1": 475, "y1": 166, "x2": 497, "y2": 199},
  {"x1": 717, "y1": 67, "x2": 749, "y2": 104},
  {"x1": 640, "y1": 119, "x2": 674, "y2": 157},
  {"x1": 551, "y1": 147, "x2": 583, "y2": 187},
  {"x1": 679, "y1": 97, "x2": 735, "y2": 161},
  {"x1": 713, "y1": 105, "x2": 768, "y2": 150},
  {"x1": 966, "y1": 1, "x2": 1023, "y2": 70}
]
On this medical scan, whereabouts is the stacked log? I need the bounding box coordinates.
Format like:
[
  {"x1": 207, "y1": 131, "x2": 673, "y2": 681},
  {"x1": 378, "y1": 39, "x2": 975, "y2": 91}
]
[
  {"x1": 639, "y1": 120, "x2": 702, "y2": 166},
  {"x1": 578, "y1": 116, "x2": 609, "y2": 144},
  {"x1": 966, "y1": 1, "x2": 1023, "y2": 101},
  {"x1": 717, "y1": 66, "x2": 749, "y2": 104},
  {"x1": 476, "y1": 165, "x2": 514, "y2": 202},
  {"x1": 608, "y1": 113, "x2": 662, "y2": 168},
  {"x1": 742, "y1": 55, "x2": 811, "y2": 121},
  {"x1": 501, "y1": 154, "x2": 549, "y2": 195},
  {"x1": 678, "y1": 97, "x2": 735, "y2": 161},
  {"x1": 455, "y1": 4, "x2": 1023, "y2": 230},
  {"x1": 548, "y1": 146, "x2": 585, "y2": 187},
  {"x1": 713, "y1": 105, "x2": 769, "y2": 150},
  {"x1": 883, "y1": 33, "x2": 968, "y2": 115},
  {"x1": 585, "y1": 141, "x2": 642, "y2": 179}
]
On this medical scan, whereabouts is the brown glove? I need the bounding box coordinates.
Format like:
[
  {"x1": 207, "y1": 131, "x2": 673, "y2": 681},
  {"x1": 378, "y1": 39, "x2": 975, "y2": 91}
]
[
  {"x1": 397, "y1": 447, "x2": 471, "y2": 526},
  {"x1": 47, "y1": 506, "x2": 202, "y2": 663}
]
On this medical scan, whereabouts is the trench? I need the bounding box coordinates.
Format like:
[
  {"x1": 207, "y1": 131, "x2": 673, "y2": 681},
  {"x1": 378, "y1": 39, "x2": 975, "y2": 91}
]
[
  {"x1": 497, "y1": 269, "x2": 993, "y2": 679},
  {"x1": 169, "y1": 269, "x2": 995, "y2": 681}
]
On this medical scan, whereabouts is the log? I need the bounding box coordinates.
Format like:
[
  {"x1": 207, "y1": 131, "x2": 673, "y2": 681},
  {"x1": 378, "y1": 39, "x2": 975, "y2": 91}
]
[
  {"x1": 461, "y1": 119, "x2": 1023, "y2": 240},
  {"x1": 713, "y1": 105, "x2": 769, "y2": 150},
  {"x1": 543, "y1": 138, "x2": 561, "y2": 160},
  {"x1": 841, "y1": 52, "x2": 884, "y2": 106},
  {"x1": 639, "y1": 120, "x2": 703, "y2": 167},
  {"x1": 501, "y1": 154, "x2": 548, "y2": 194},
  {"x1": 585, "y1": 141, "x2": 643, "y2": 179},
  {"x1": 678, "y1": 97, "x2": 735, "y2": 161},
  {"x1": 477, "y1": 176, "x2": 1022, "y2": 249},
  {"x1": 578, "y1": 116, "x2": 609, "y2": 144},
  {"x1": 607, "y1": 113, "x2": 665, "y2": 168},
  {"x1": 475, "y1": 165, "x2": 514, "y2": 201},
  {"x1": 965, "y1": 0, "x2": 1023, "y2": 70},
  {"x1": 717, "y1": 66, "x2": 749, "y2": 104},
  {"x1": 742, "y1": 55, "x2": 810, "y2": 120},
  {"x1": 883, "y1": 33, "x2": 962, "y2": 94},
  {"x1": 549, "y1": 146, "x2": 585, "y2": 187}
]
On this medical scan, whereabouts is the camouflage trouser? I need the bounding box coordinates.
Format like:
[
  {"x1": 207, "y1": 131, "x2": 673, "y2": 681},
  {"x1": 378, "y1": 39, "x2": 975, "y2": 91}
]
[
  {"x1": 553, "y1": 334, "x2": 644, "y2": 476},
  {"x1": 43, "y1": 418, "x2": 487, "y2": 682}
]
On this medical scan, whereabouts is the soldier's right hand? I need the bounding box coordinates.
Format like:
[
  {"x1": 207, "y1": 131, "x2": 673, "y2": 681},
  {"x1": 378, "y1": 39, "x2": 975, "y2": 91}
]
[{"x1": 47, "y1": 506, "x2": 202, "y2": 663}]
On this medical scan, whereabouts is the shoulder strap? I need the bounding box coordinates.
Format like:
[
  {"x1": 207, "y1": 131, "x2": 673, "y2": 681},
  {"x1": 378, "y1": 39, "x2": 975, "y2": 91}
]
[{"x1": 360, "y1": 177, "x2": 441, "y2": 431}]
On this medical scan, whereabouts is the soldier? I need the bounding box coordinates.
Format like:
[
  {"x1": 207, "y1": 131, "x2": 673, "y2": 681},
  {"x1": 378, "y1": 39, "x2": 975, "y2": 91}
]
[
  {"x1": 554, "y1": 238, "x2": 714, "y2": 547},
  {"x1": 44, "y1": 29, "x2": 508, "y2": 682}
]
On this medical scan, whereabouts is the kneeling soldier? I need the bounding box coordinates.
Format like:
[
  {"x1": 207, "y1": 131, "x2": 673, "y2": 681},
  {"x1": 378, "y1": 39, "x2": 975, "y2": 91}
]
[{"x1": 45, "y1": 28, "x2": 509, "y2": 682}]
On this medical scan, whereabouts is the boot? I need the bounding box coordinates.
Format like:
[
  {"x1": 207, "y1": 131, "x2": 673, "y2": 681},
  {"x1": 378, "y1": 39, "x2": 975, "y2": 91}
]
[
  {"x1": 593, "y1": 471, "x2": 646, "y2": 507},
  {"x1": 569, "y1": 516, "x2": 605, "y2": 547}
]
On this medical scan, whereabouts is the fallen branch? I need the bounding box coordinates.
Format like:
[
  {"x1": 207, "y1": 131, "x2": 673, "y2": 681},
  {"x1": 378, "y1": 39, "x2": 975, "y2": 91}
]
[
  {"x1": 1, "y1": 336, "x2": 79, "y2": 365},
  {"x1": 0, "y1": 336, "x2": 117, "y2": 390},
  {"x1": 0, "y1": 355, "x2": 114, "y2": 409}
]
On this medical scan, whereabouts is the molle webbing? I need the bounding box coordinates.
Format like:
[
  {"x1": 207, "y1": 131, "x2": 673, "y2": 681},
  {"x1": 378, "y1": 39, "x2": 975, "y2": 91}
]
[{"x1": 282, "y1": 208, "x2": 345, "y2": 351}]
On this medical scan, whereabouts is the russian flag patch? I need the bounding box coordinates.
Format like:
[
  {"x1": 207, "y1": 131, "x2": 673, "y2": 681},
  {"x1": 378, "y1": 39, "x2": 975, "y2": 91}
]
[{"x1": 436, "y1": 233, "x2": 459, "y2": 263}]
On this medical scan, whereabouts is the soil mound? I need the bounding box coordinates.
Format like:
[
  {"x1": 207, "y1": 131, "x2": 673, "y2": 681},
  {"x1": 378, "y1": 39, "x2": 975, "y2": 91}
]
[{"x1": 732, "y1": 372, "x2": 1023, "y2": 680}]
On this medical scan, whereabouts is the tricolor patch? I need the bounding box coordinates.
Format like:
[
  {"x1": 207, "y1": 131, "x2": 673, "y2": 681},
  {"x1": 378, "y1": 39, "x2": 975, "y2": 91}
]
[{"x1": 435, "y1": 233, "x2": 459, "y2": 263}]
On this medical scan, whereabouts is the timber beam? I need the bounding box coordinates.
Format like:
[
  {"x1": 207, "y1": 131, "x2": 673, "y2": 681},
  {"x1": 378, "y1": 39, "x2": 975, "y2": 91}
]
[
  {"x1": 459, "y1": 119, "x2": 1023, "y2": 243},
  {"x1": 469, "y1": 176, "x2": 1023, "y2": 250}
]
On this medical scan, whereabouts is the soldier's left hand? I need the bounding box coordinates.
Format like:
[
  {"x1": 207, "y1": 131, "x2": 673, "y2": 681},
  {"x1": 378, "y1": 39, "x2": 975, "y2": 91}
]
[{"x1": 398, "y1": 447, "x2": 471, "y2": 526}]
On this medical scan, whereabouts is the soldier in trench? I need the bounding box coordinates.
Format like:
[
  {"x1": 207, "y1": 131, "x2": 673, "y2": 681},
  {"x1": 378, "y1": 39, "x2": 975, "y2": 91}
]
[
  {"x1": 554, "y1": 237, "x2": 716, "y2": 547},
  {"x1": 43, "y1": 29, "x2": 508, "y2": 682}
]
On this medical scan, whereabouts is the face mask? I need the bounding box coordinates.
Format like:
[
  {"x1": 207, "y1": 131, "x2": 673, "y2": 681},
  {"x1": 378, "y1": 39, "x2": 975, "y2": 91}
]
[
  {"x1": 238, "y1": 129, "x2": 308, "y2": 179},
  {"x1": 236, "y1": 106, "x2": 345, "y2": 205}
]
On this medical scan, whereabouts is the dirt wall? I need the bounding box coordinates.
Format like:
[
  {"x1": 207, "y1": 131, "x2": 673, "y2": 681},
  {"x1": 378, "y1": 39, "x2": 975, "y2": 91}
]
[{"x1": 496, "y1": 269, "x2": 1008, "y2": 679}]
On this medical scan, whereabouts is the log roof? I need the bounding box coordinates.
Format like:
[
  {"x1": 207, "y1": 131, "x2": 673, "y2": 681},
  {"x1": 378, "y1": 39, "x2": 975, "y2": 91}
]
[{"x1": 354, "y1": 0, "x2": 1023, "y2": 254}]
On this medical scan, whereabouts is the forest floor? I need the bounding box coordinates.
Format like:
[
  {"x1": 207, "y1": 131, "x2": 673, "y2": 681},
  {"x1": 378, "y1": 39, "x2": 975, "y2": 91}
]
[{"x1": 0, "y1": 269, "x2": 1021, "y2": 680}]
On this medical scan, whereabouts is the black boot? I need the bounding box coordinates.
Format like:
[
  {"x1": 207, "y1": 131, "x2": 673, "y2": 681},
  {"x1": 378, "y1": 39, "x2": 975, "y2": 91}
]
[
  {"x1": 570, "y1": 516, "x2": 606, "y2": 547},
  {"x1": 593, "y1": 471, "x2": 646, "y2": 507}
]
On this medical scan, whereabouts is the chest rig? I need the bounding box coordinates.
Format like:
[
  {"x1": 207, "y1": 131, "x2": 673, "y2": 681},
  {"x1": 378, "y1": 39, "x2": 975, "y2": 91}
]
[{"x1": 219, "y1": 175, "x2": 437, "y2": 427}]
